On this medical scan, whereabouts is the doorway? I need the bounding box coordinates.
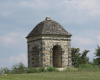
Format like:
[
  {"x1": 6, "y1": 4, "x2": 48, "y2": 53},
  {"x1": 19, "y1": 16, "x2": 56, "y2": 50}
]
[{"x1": 52, "y1": 45, "x2": 62, "y2": 67}]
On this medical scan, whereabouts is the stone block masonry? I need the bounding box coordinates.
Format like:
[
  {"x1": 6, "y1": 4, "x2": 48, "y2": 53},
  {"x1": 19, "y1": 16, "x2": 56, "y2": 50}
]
[
  {"x1": 27, "y1": 35, "x2": 72, "y2": 68},
  {"x1": 26, "y1": 17, "x2": 72, "y2": 68}
]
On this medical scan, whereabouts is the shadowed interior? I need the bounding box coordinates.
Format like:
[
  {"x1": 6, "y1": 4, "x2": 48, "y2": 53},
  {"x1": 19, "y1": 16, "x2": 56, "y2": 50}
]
[
  {"x1": 53, "y1": 45, "x2": 62, "y2": 67},
  {"x1": 32, "y1": 47, "x2": 39, "y2": 67}
]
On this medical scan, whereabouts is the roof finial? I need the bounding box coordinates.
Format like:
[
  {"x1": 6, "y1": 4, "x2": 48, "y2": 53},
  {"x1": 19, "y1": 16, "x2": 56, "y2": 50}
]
[{"x1": 45, "y1": 16, "x2": 51, "y2": 20}]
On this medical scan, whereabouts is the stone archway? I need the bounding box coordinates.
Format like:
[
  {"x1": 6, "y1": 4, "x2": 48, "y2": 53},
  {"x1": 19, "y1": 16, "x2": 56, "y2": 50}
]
[
  {"x1": 52, "y1": 45, "x2": 62, "y2": 67},
  {"x1": 32, "y1": 47, "x2": 39, "y2": 67}
]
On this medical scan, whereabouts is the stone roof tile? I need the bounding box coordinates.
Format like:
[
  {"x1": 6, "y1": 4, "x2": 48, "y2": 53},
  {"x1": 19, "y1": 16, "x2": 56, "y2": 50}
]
[{"x1": 26, "y1": 17, "x2": 71, "y2": 38}]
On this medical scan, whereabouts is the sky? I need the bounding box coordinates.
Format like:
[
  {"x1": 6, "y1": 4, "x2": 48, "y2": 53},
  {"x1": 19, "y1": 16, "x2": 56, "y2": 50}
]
[{"x1": 0, "y1": 0, "x2": 100, "y2": 68}]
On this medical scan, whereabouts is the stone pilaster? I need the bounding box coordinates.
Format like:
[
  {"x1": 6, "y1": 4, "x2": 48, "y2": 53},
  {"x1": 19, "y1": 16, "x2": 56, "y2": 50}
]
[{"x1": 67, "y1": 38, "x2": 72, "y2": 67}]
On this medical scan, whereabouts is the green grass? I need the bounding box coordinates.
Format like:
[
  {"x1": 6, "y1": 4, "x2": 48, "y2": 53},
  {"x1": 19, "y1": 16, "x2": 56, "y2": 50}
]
[
  {"x1": 1, "y1": 63, "x2": 100, "y2": 80},
  {"x1": 1, "y1": 71, "x2": 100, "y2": 80}
]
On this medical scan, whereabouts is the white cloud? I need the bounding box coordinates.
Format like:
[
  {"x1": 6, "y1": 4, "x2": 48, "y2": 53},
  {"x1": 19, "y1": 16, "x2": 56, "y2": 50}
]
[
  {"x1": 64, "y1": 0, "x2": 100, "y2": 16},
  {"x1": 9, "y1": 53, "x2": 27, "y2": 65},
  {"x1": 1, "y1": 0, "x2": 100, "y2": 25},
  {"x1": 72, "y1": 36, "x2": 94, "y2": 46},
  {"x1": 0, "y1": 53, "x2": 27, "y2": 68},
  {"x1": 97, "y1": 35, "x2": 100, "y2": 45},
  {"x1": 19, "y1": 1, "x2": 48, "y2": 9},
  {"x1": 0, "y1": 0, "x2": 100, "y2": 67},
  {"x1": 1, "y1": 10, "x2": 13, "y2": 17},
  {"x1": 0, "y1": 32, "x2": 20, "y2": 45},
  {"x1": 7, "y1": 0, "x2": 100, "y2": 17},
  {"x1": 0, "y1": 32, "x2": 26, "y2": 47},
  {"x1": 97, "y1": 35, "x2": 100, "y2": 40}
]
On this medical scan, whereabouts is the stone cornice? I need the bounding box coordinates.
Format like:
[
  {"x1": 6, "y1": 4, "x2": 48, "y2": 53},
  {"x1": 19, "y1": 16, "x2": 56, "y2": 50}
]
[{"x1": 27, "y1": 38, "x2": 71, "y2": 43}]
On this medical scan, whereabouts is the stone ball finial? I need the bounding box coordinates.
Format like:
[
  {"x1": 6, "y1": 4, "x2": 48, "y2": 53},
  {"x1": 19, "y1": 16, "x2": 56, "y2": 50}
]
[{"x1": 45, "y1": 16, "x2": 51, "y2": 20}]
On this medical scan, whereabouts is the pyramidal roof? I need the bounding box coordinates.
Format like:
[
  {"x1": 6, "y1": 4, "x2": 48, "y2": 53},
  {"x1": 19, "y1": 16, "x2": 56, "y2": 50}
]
[{"x1": 26, "y1": 17, "x2": 72, "y2": 38}]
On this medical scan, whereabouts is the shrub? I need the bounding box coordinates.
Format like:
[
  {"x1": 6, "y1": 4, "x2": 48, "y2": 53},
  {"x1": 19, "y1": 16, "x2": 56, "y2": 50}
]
[
  {"x1": 78, "y1": 64, "x2": 100, "y2": 72},
  {"x1": 2, "y1": 67, "x2": 11, "y2": 74},
  {"x1": 0, "y1": 68, "x2": 4, "y2": 75},
  {"x1": 0, "y1": 67, "x2": 11, "y2": 75},
  {"x1": 47, "y1": 67, "x2": 58, "y2": 72},
  {"x1": 11, "y1": 62, "x2": 27, "y2": 74},
  {"x1": 12, "y1": 62, "x2": 26, "y2": 70},
  {"x1": 27, "y1": 67, "x2": 37, "y2": 73},
  {"x1": 37, "y1": 67, "x2": 47, "y2": 72},
  {"x1": 64, "y1": 66, "x2": 78, "y2": 72}
]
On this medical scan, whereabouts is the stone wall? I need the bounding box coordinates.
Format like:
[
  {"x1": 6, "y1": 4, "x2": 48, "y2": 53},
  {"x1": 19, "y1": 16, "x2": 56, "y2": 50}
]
[
  {"x1": 27, "y1": 39, "x2": 42, "y2": 67},
  {"x1": 27, "y1": 35, "x2": 72, "y2": 68}
]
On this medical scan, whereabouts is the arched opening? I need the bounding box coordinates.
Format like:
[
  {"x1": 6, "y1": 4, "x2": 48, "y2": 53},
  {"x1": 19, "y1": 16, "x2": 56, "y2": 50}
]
[
  {"x1": 52, "y1": 45, "x2": 62, "y2": 67},
  {"x1": 32, "y1": 47, "x2": 39, "y2": 67}
]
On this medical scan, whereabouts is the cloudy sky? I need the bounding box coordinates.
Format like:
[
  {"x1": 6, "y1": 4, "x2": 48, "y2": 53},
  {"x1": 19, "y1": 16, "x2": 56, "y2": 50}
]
[{"x1": 0, "y1": 0, "x2": 100, "y2": 68}]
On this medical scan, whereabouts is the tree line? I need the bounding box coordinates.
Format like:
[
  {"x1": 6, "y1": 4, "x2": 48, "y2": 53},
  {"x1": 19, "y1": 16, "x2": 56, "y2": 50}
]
[{"x1": 71, "y1": 45, "x2": 100, "y2": 67}]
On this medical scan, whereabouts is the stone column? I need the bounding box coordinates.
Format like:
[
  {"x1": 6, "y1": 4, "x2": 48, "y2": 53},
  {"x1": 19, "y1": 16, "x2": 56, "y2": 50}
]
[{"x1": 68, "y1": 39, "x2": 72, "y2": 66}]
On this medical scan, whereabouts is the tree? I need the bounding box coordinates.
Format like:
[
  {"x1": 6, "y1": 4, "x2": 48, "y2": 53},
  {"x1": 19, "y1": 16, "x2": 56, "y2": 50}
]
[
  {"x1": 81, "y1": 50, "x2": 89, "y2": 64},
  {"x1": 71, "y1": 48, "x2": 81, "y2": 67},
  {"x1": 94, "y1": 45, "x2": 100, "y2": 65},
  {"x1": 71, "y1": 48, "x2": 89, "y2": 67},
  {"x1": 95, "y1": 45, "x2": 100, "y2": 57}
]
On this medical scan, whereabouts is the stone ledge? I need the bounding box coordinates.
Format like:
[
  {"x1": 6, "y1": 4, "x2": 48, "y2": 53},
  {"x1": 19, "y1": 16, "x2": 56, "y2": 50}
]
[{"x1": 27, "y1": 38, "x2": 71, "y2": 43}]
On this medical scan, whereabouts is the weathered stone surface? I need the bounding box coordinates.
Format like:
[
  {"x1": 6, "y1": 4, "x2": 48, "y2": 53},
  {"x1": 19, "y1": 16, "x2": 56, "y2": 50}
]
[
  {"x1": 26, "y1": 17, "x2": 72, "y2": 68},
  {"x1": 26, "y1": 17, "x2": 72, "y2": 38}
]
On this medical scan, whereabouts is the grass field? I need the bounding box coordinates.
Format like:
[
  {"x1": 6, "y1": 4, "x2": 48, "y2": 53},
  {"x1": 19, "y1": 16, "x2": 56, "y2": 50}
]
[{"x1": 0, "y1": 71, "x2": 100, "y2": 80}]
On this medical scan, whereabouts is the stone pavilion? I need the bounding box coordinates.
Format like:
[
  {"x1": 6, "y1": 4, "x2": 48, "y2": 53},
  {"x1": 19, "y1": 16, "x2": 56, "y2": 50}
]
[{"x1": 26, "y1": 17, "x2": 72, "y2": 68}]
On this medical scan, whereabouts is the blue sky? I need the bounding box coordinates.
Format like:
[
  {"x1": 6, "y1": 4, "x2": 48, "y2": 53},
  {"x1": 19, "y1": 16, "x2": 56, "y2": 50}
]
[{"x1": 0, "y1": 0, "x2": 100, "y2": 68}]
